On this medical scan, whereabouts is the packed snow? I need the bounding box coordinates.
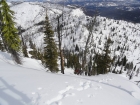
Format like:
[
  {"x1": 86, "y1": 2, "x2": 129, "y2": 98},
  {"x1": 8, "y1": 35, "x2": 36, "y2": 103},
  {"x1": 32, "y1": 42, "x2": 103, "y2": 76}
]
[
  {"x1": 71, "y1": 9, "x2": 84, "y2": 17},
  {"x1": 0, "y1": 51, "x2": 140, "y2": 105}
]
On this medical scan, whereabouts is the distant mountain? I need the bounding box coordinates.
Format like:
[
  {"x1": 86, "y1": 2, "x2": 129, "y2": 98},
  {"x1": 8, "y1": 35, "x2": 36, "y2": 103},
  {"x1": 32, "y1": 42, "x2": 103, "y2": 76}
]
[{"x1": 7, "y1": 0, "x2": 138, "y2": 3}]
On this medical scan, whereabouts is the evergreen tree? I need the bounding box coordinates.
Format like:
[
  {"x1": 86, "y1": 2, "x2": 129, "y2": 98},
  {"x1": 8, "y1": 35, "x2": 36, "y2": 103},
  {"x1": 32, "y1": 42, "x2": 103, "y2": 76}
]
[
  {"x1": 0, "y1": 0, "x2": 21, "y2": 64},
  {"x1": 103, "y1": 38, "x2": 113, "y2": 73},
  {"x1": 122, "y1": 56, "x2": 127, "y2": 66},
  {"x1": 73, "y1": 54, "x2": 80, "y2": 70},
  {"x1": 22, "y1": 44, "x2": 28, "y2": 57},
  {"x1": 28, "y1": 40, "x2": 43, "y2": 60},
  {"x1": 43, "y1": 13, "x2": 58, "y2": 72},
  {"x1": 18, "y1": 26, "x2": 28, "y2": 57},
  {"x1": 95, "y1": 38, "x2": 113, "y2": 75},
  {"x1": 0, "y1": 10, "x2": 4, "y2": 51},
  {"x1": 96, "y1": 54, "x2": 105, "y2": 74},
  {"x1": 0, "y1": 38, "x2": 4, "y2": 51},
  {"x1": 66, "y1": 52, "x2": 73, "y2": 68},
  {"x1": 75, "y1": 44, "x2": 79, "y2": 52}
]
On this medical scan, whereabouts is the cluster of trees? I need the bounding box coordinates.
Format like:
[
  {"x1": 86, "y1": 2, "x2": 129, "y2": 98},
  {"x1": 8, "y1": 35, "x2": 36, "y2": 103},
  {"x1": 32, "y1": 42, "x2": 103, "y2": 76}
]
[
  {"x1": 63, "y1": 37, "x2": 113, "y2": 76},
  {"x1": 0, "y1": 0, "x2": 59, "y2": 72},
  {"x1": 46, "y1": 4, "x2": 140, "y2": 79},
  {"x1": 0, "y1": 0, "x2": 21, "y2": 64},
  {"x1": 57, "y1": 13, "x2": 114, "y2": 76}
]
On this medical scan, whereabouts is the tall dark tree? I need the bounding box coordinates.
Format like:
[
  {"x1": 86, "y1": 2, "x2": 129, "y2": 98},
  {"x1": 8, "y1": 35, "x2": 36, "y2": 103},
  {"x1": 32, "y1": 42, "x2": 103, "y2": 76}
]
[
  {"x1": 95, "y1": 38, "x2": 113, "y2": 75},
  {"x1": 0, "y1": 0, "x2": 21, "y2": 64},
  {"x1": 82, "y1": 15, "x2": 97, "y2": 72},
  {"x1": 103, "y1": 37, "x2": 113, "y2": 73},
  {"x1": 43, "y1": 13, "x2": 58, "y2": 72},
  {"x1": 18, "y1": 26, "x2": 28, "y2": 57},
  {"x1": 57, "y1": 15, "x2": 65, "y2": 74},
  {"x1": 96, "y1": 53, "x2": 105, "y2": 74},
  {"x1": 0, "y1": 10, "x2": 4, "y2": 51},
  {"x1": 0, "y1": 38, "x2": 4, "y2": 51}
]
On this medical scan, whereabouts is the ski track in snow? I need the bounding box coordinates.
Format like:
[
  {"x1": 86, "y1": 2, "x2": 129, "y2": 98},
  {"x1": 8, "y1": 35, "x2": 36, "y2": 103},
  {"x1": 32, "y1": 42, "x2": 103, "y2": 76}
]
[
  {"x1": 77, "y1": 81, "x2": 96, "y2": 91},
  {"x1": 131, "y1": 92, "x2": 140, "y2": 100},
  {"x1": 29, "y1": 76, "x2": 140, "y2": 105},
  {"x1": 46, "y1": 86, "x2": 75, "y2": 105},
  {"x1": 98, "y1": 77, "x2": 114, "y2": 83},
  {"x1": 45, "y1": 79, "x2": 104, "y2": 105}
]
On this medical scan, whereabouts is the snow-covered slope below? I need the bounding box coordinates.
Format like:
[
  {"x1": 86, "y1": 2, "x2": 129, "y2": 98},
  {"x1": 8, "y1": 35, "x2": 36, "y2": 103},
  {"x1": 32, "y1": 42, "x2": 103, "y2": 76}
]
[{"x1": 0, "y1": 51, "x2": 140, "y2": 105}]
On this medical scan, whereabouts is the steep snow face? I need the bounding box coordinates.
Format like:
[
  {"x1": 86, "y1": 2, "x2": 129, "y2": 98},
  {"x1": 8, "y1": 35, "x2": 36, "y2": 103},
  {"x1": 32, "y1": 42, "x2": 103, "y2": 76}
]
[
  {"x1": 11, "y1": 2, "x2": 46, "y2": 29},
  {"x1": 0, "y1": 51, "x2": 140, "y2": 105},
  {"x1": 71, "y1": 8, "x2": 84, "y2": 17}
]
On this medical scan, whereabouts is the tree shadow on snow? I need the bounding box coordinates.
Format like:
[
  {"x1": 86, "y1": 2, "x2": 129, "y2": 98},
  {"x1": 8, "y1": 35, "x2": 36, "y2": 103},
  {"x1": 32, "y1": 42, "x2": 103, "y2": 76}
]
[{"x1": 0, "y1": 77, "x2": 31, "y2": 105}]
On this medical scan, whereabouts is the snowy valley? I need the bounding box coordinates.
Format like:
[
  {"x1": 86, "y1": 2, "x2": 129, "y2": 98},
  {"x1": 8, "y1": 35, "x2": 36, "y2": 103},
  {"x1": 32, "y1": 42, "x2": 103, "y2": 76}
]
[{"x1": 0, "y1": 1, "x2": 140, "y2": 105}]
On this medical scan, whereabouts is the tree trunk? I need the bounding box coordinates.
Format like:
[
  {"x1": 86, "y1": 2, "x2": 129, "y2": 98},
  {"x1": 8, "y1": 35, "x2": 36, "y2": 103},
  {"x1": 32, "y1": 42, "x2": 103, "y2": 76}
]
[
  {"x1": 57, "y1": 16, "x2": 64, "y2": 74},
  {"x1": 82, "y1": 15, "x2": 97, "y2": 72}
]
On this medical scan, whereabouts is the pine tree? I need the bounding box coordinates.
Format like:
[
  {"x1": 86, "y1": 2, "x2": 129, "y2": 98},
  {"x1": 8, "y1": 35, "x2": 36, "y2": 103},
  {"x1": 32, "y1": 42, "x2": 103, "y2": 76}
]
[
  {"x1": 0, "y1": 38, "x2": 4, "y2": 51},
  {"x1": 73, "y1": 54, "x2": 80, "y2": 70},
  {"x1": 43, "y1": 13, "x2": 58, "y2": 72},
  {"x1": 18, "y1": 26, "x2": 28, "y2": 57},
  {"x1": 22, "y1": 44, "x2": 28, "y2": 57},
  {"x1": 29, "y1": 40, "x2": 42, "y2": 60},
  {"x1": 0, "y1": 10, "x2": 4, "y2": 51},
  {"x1": 103, "y1": 38, "x2": 113, "y2": 74},
  {"x1": 75, "y1": 44, "x2": 79, "y2": 52},
  {"x1": 0, "y1": 0, "x2": 21, "y2": 64},
  {"x1": 96, "y1": 53, "x2": 105, "y2": 74},
  {"x1": 95, "y1": 38, "x2": 113, "y2": 74}
]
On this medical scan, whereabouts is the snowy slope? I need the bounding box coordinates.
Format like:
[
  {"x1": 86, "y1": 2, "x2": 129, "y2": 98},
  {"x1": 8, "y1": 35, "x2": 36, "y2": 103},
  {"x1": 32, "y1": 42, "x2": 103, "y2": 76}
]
[
  {"x1": 11, "y1": 2, "x2": 46, "y2": 29},
  {"x1": 0, "y1": 51, "x2": 140, "y2": 105}
]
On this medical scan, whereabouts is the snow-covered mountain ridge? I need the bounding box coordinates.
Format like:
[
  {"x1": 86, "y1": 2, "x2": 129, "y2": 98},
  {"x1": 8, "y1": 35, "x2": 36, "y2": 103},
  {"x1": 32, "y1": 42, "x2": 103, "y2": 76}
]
[{"x1": 10, "y1": 2, "x2": 140, "y2": 70}]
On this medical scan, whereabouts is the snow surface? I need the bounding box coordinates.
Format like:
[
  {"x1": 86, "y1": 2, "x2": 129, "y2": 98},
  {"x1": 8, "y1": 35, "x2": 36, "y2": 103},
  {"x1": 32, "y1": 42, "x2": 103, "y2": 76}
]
[
  {"x1": 71, "y1": 9, "x2": 84, "y2": 17},
  {"x1": 11, "y1": 2, "x2": 46, "y2": 29},
  {"x1": 0, "y1": 51, "x2": 140, "y2": 105}
]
